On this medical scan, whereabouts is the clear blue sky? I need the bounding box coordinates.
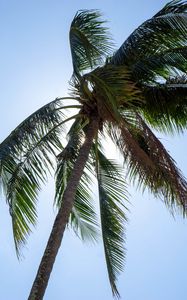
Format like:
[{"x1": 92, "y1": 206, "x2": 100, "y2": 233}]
[{"x1": 1, "y1": 1, "x2": 187, "y2": 299}]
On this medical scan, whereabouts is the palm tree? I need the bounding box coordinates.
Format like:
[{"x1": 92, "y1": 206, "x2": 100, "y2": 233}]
[{"x1": 1, "y1": 0, "x2": 187, "y2": 299}]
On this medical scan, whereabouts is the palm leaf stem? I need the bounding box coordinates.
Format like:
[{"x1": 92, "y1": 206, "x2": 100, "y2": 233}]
[{"x1": 54, "y1": 105, "x2": 82, "y2": 111}]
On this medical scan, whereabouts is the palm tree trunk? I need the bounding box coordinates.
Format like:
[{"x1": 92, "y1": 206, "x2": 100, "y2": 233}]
[{"x1": 28, "y1": 118, "x2": 98, "y2": 300}]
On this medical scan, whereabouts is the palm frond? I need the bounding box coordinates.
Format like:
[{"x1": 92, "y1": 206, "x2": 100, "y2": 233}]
[
  {"x1": 142, "y1": 79, "x2": 187, "y2": 133},
  {"x1": 92, "y1": 143, "x2": 128, "y2": 298},
  {"x1": 0, "y1": 98, "x2": 79, "y2": 254},
  {"x1": 136, "y1": 114, "x2": 187, "y2": 212},
  {"x1": 69, "y1": 9, "x2": 113, "y2": 77},
  {"x1": 154, "y1": 0, "x2": 187, "y2": 17},
  {"x1": 111, "y1": 0, "x2": 187, "y2": 82},
  {"x1": 0, "y1": 97, "x2": 77, "y2": 177},
  {"x1": 107, "y1": 115, "x2": 187, "y2": 215},
  {"x1": 131, "y1": 46, "x2": 187, "y2": 82},
  {"x1": 7, "y1": 161, "x2": 39, "y2": 255},
  {"x1": 70, "y1": 171, "x2": 98, "y2": 242}
]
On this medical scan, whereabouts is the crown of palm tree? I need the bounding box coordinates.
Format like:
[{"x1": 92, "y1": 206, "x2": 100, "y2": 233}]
[{"x1": 1, "y1": 0, "x2": 187, "y2": 298}]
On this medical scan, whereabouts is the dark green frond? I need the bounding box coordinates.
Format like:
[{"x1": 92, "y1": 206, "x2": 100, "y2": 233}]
[
  {"x1": 0, "y1": 97, "x2": 77, "y2": 176},
  {"x1": 69, "y1": 9, "x2": 113, "y2": 77},
  {"x1": 111, "y1": 0, "x2": 187, "y2": 82},
  {"x1": 0, "y1": 98, "x2": 79, "y2": 253},
  {"x1": 142, "y1": 80, "x2": 187, "y2": 133},
  {"x1": 131, "y1": 46, "x2": 187, "y2": 82},
  {"x1": 92, "y1": 144, "x2": 128, "y2": 297},
  {"x1": 8, "y1": 162, "x2": 38, "y2": 255},
  {"x1": 154, "y1": 0, "x2": 187, "y2": 17}
]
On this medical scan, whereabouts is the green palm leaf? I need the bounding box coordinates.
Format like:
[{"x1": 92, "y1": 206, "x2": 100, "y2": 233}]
[
  {"x1": 142, "y1": 79, "x2": 187, "y2": 133},
  {"x1": 130, "y1": 47, "x2": 187, "y2": 82},
  {"x1": 154, "y1": 0, "x2": 187, "y2": 16},
  {"x1": 0, "y1": 98, "x2": 79, "y2": 254},
  {"x1": 111, "y1": 0, "x2": 187, "y2": 81},
  {"x1": 69, "y1": 9, "x2": 112, "y2": 77},
  {"x1": 92, "y1": 144, "x2": 128, "y2": 298}
]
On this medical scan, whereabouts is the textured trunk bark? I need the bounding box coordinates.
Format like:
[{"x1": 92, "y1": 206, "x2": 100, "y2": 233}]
[{"x1": 28, "y1": 118, "x2": 98, "y2": 300}]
